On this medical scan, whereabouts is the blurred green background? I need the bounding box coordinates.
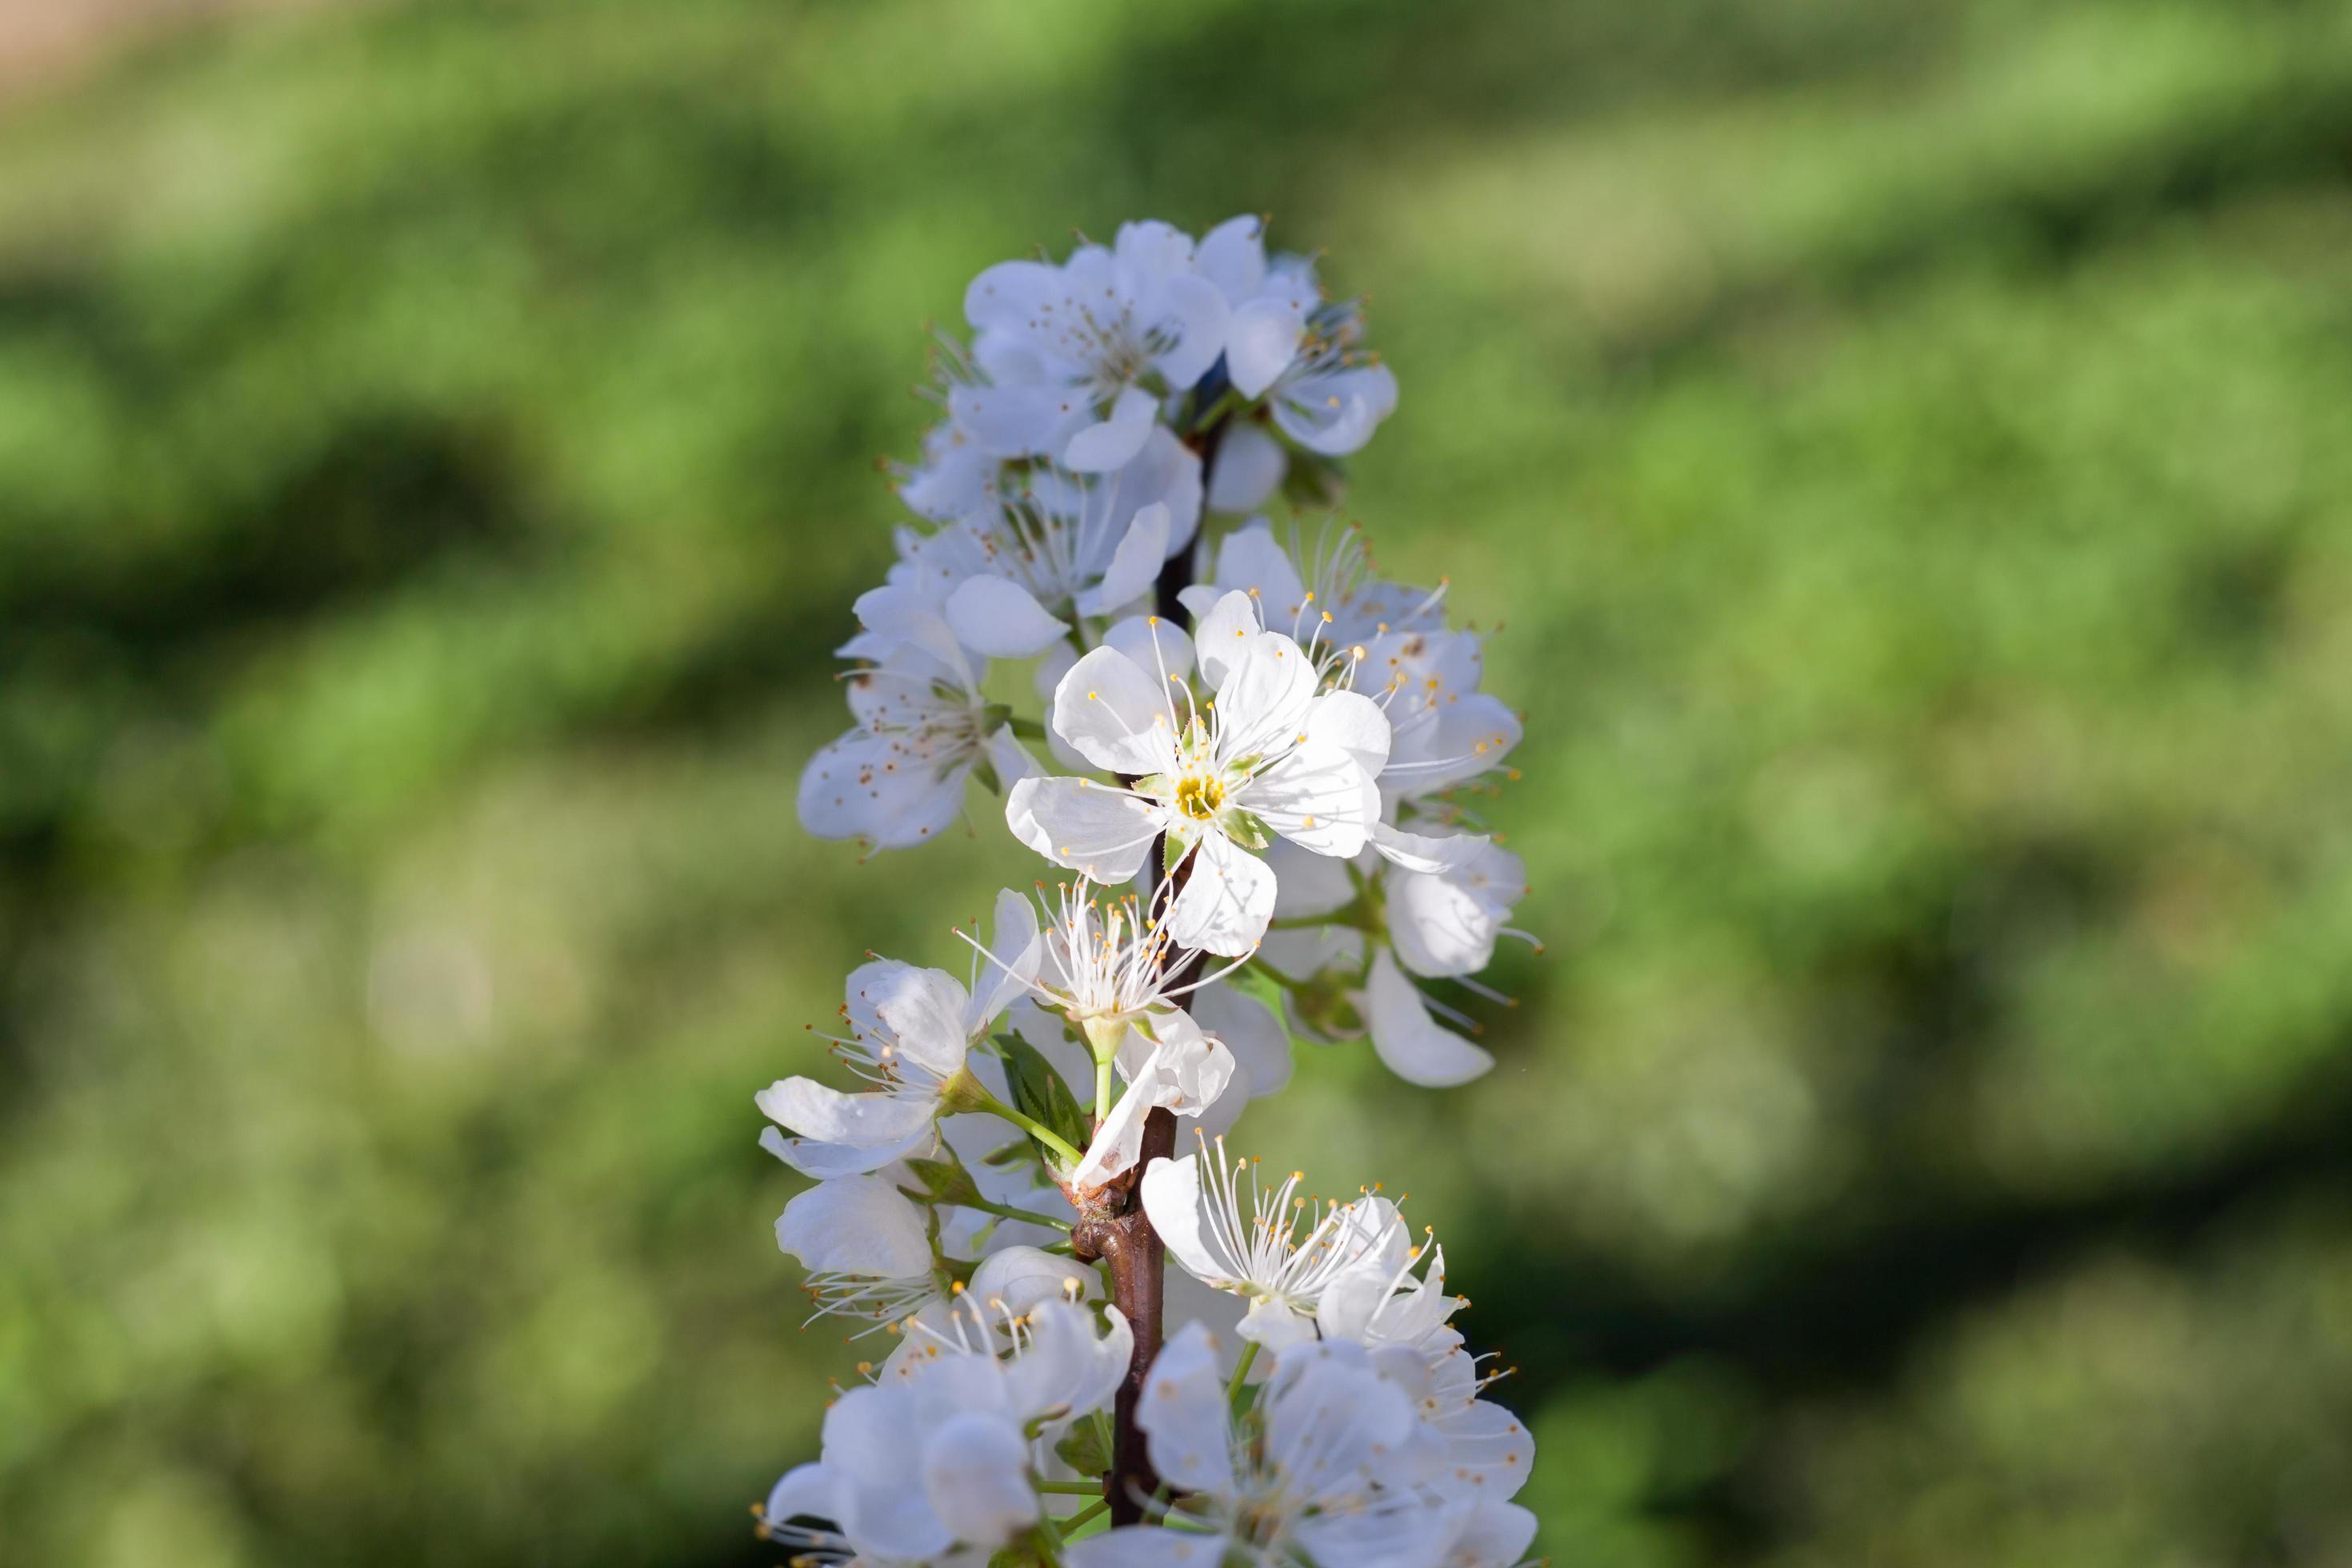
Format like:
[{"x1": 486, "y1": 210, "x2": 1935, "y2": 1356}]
[{"x1": 4, "y1": 0, "x2": 2351, "y2": 1563}]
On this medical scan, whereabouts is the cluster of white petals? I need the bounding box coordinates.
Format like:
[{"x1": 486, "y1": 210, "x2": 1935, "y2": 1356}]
[{"x1": 759, "y1": 216, "x2": 1541, "y2": 1566}]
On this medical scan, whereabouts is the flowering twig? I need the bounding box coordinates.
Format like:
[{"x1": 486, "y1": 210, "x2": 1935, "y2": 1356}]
[{"x1": 756, "y1": 216, "x2": 1541, "y2": 1568}]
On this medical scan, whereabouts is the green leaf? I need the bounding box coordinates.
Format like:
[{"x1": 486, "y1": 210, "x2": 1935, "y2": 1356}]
[{"x1": 998, "y1": 1029, "x2": 1090, "y2": 1169}]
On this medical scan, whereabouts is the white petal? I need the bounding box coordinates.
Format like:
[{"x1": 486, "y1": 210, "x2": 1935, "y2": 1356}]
[
  {"x1": 1386, "y1": 842, "x2": 1519, "y2": 979},
  {"x1": 1136, "y1": 1321, "x2": 1238, "y2": 1498},
  {"x1": 1195, "y1": 214, "x2": 1266, "y2": 302},
  {"x1": 759, "y1": 1122, "x2": 934, "y2": 1181},
  {"x1": 1050, "y1": 644, "x2": 1181, "y2": 777},
  {"x1": 854, "y1": 961, "x2": 974, "y2": 1077},
  {"x1": 1272, "y1": 363, "x2": 1398, "y2": 457},
  {"x1": 762, "y1": 1462, "x2": 839, "y2": 1533},
  {"x1": 1164, "y1": 832, "x2": 1277, "y2": 956},
  {"x1": 1004, "y1": 776, "x2": 1158, "y2": 882},
  {"x1": 1304, "y1": 689, "x2": 1391, "y2": 777},
  {"x1": 1443, "y1": 1501, "x2": 1541, "y2": 1567},
  {"x1": 1190, "y1": 588, "x2": 1263, "y2": 689},
  {"x1": 1062, "y1": 384, "x2": 1158, "y2": 472},
  {"x1": 1238, "y1": 1295, "x2": 1318, "y2": 1350},
  {"x1": 1068, "y1": 1527, "x2": 1230, "y2": 1567},
  {"x1": 1245, "y1": 745, "x2": 1381, "y2": 859},
  {"x1": 921, "y1": 1413, "x2": 1038, "y2": 1547},
  {"x1": 755, "y1": 1077, "x2": 941, "y2": 1151},
  {"x1": 1074, "y1": 501, "x2": 1170, "y2": 618},
  {"x1": 1225, "y1": 292, "x2": 1308, "y2": 399},
  {"x1": 981, "y1": 725, "x2": 1042, "y2": 790},
  {"x1": 826, "y1": 1386, "x2": 954, "y2": 1560},
  {"x1": 1209, "y1": 519, "x2": 1310, "y2": 621},
  {"x1": 1206, "y1": 419, "x2": 1286, "y2": 513},
  {"x1": 1365, "y1": 949, "x2": 1494, "y2": 1086},
  {"x1": 953, "y1": 381, "x2": 1070, "y2": 459},
  {"x1": 775, "y1": 1174, "x2": 933, "y2": 1277},
  {"x1": 967, "y1": 887, "x2": 1042, "y2": 1030},
  {"x1": 946, "y1": 575, "x2": 1070, "y2": 658},
  {"x1": 1069, "y1": 1059, "x2": 1159, "y2": 1187},
  {"x1": 1370, "y1": 821, "x2": 1489, "y2": 875},
  {"x1": 1100, "y1": 614, "x2": 1195, "y2": 689},
  {"x1": 1150, "y1": 273, "x2": 1232, "y2": 391},
  {"x1": 1006, "y1": 1298, "x2": 1131, "y2": 1426},
  {"x1": 1142, "y1": 1154, "x2": 1227, "y2": 1289},
  {"x1": 968, "y1": 1246, "x2": 1096, "y2": 1316},
  {"x1": 964, "y1": 258, "x2": 1062, "y2": 333},
  {"x1": 1189, "y1": 982, "x2": 1292, "y2": 1098},
  {"x1": 1210, "y1": 629, "x2": 1318, "y2": 762}
]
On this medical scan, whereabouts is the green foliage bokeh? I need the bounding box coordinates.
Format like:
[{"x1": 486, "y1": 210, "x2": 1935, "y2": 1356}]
[{"x1": 2, "y1": 2, "x2": 2350, "y2": 1563}]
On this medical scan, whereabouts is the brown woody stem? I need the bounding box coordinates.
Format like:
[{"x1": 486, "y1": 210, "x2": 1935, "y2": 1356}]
[{"x1": 1067, "y1": 406, "x2": 1230, "y2": 1525}]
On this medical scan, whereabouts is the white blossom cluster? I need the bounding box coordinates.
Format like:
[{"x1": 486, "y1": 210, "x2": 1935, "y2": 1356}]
[{"x1": 762, "y1": 217, "x2": 1540, "y2": 1566}]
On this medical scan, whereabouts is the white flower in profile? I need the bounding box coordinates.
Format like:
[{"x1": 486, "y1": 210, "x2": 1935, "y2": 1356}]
[
  {"x1": 1141, "y1": 1138, "x2": 1407, "y2": 1350},
  {"x1": 1190, "y1": 218, "x2": 1400, "y2": 512},
  {"x1": 1317, "y1": 1230, "x2": 1536, "y2": 1506},
  {"x1": 1064, "y1": 1322, "x2": 1458, "y2": 1568},
  {"x1": 1005, "y1": 591, "x2": 1389, "y2": 954},
  {"x1": 756, "y1": 894, "x2": 1040, "y2": 1177},
  {"x1": 772, "y1": 1171, "x2": 942, "y2": 1329},
  {"x1": 1068, "y1": 1009, "x2": 1238, "y2": 1189},
  {"x1": 959, "y1": 220, "x2": 1230, "y2": 474},
  {"x1": 760, "y1": 1296, "x2": 1130, "y2": 1564},
  {"x1": 797, "y1": 643, "x2": 1038, "y2": 852},
  {"x1": 962, "y1": 875, "x2": 1255, "y2": 1058}
]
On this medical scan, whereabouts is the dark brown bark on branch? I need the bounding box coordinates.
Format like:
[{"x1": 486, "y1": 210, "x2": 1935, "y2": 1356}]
[{"x1": 1065, "y1": 406, "x2": 1230, "y2": 1524}]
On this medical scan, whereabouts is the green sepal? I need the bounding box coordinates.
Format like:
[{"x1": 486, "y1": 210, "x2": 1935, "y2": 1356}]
[
  {"x1": 903, "y1": 1157, "x2": 981, "y2": 1207},
  {"x1": 1224, "y1": 811, "x2": 1272, "y2": 852},
  {"x1": 1054, "y1": 1422, "x2": 1112, "y2": 1479}
]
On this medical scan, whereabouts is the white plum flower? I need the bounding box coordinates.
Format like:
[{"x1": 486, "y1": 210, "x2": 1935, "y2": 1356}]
[
  {"x1": 773, "y1": 1172, "x2": 942, "y2": 1328},
  {"x1": 959, "y1": 220, "x2": 1230, "y2": 473},
  {"x1": 930, "y1": 432, "x2": 1203, "y2": 658},
  {"x1": 1065, "y1": 1322, "x2": 1458, "y2": 1568},
  {"x1": 1005, "y1": 591, "x2": 1389, "y2": 954},
  {"x1": 1387, "y1": 834, "x2": 1530, "y2": 979},
  {"x1": 1190, "y1": 219, "x2": 1400, "y2": 513},
  {"x1": 1141, "y1": 1138, "x2": 1407, "y2": 1350},
  {"x1": 760, "y1": 1296, "x2": 1131, "y2": 1563},
  {"x1": 757, "y1": 894, "x2": 1040, "y2": 1177},
  {"x1": 961, "y1": 875, "x2": 1254, "y2": 1058},
  {"x1": 1317, "y1": 1230, "x2": 1536, "y2": 1506},
  {"x1": 798, "y1": 643, "x2": 1038, "y2": 851}
]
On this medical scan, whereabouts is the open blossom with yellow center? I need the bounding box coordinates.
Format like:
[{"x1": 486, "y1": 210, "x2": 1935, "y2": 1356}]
[{"x1": 1004, "y1": 590, "x2": 1391, "y2": 956}]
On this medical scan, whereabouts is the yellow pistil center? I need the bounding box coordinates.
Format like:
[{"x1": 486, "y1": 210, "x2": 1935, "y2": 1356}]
[{"x1": 1174, "y1": 773, "x2": 1226, "y2": 822}]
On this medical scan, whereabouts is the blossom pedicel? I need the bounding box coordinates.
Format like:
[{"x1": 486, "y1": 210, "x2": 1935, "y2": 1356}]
[{"x1": 762, "y1": 218, "x2": 1539, "y2": 1566}]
